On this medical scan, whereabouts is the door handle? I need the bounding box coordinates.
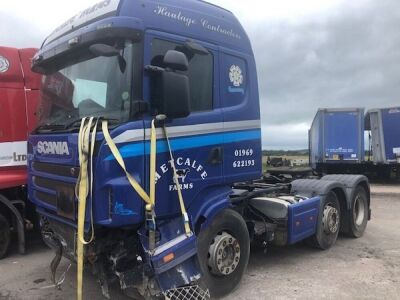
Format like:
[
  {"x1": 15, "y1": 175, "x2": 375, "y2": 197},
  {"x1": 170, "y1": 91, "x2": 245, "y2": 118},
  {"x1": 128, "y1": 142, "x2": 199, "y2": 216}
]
[{"x1": 207, "y1": 147, "x2": 223, "y2": 165}]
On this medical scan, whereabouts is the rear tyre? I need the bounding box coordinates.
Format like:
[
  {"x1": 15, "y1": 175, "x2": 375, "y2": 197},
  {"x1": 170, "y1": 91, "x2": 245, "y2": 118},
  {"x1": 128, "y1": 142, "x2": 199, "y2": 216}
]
[
  {"x1": 0, "y1": 213, "x2": 11, "y2": 259},
  {"x1": 307, "y1": 191, "x2": 340, "y2": 250},
  {"x1": 347, "y1": 186, "x2": 368, "y2": 238},
  {"x1": 197, "y1": 209, "x2": 250, "y2": 298}
]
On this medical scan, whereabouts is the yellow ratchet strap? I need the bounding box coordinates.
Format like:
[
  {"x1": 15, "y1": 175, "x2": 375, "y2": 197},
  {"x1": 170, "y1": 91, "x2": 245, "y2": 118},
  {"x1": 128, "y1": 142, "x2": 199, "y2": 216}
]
[
  {"x1": 102, "y1": 120, "x2": 159, "y2": 250},
  {"x1": 149, "y1": 119, "x2": 157, "y2": 209},
  {"x1": 101, "y1": 120, "x2": 153, "y2": 205},
  {"x1": 88, "y1": 118, "x2": 99, "y2": 243},
  {"x1": 76, "y1": 117, "x2": 98, "y2": 300},
  {"x1": 76, "y1": 119, "x2": 158, "y2": 300},
  {"x1": 162, "y1": 125, "x2": 192, "y2": 236}
]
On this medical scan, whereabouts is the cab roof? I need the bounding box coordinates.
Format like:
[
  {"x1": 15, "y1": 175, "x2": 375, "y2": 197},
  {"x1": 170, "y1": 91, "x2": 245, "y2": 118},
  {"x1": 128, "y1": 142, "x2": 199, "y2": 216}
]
[{"x1": 41, "y1": 0, "x2": 252, "y2": 55}]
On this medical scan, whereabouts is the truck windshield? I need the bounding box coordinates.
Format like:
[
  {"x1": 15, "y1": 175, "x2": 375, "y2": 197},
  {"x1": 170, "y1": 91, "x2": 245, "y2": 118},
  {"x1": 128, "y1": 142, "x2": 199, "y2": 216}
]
[{"x1": 37, "y1": 40, "x2": 138, "y2": 130}]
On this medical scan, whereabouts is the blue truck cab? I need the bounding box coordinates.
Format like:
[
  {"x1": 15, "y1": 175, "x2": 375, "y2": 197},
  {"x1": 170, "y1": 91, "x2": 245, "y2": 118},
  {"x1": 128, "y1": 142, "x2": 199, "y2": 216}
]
[{"x1": 28, "y1": 1, "x2": 371, "y2": 299}]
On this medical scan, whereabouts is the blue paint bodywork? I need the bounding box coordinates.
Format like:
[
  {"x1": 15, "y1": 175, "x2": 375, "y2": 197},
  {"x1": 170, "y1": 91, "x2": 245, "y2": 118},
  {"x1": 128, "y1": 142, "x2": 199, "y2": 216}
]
[
  {"x1": 27, "y1": 0, "x2": 329, "y2": 294},
  {"x1": 287, "y1": 197, "x2": 320, "y2": 244},
  {"x1": 29, "y1": 0, "x2": 261, "y2": 229},
  {"x1": 138, "y1": 217, "x2": 200, "y2": 290}
]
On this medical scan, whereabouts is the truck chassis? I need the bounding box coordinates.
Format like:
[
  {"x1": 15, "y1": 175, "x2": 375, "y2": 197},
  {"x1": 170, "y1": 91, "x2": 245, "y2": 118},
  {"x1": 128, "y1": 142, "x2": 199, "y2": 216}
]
[{"x1": 41, "y1": 174, "x2": 370, "y2": 299}]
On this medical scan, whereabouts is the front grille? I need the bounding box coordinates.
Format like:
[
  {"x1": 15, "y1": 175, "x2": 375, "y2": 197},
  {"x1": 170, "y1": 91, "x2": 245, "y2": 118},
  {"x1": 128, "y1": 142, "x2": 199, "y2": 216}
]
[
  {"x1": 33, "y1": 176, "x2": 75, "y2": 192},
  {"x1": 35, "y1": 191, "x2": 57, "y2": 206},
  {"x1": 32, "y1": 161, "x2": 79, "y2": 178},
  {"x1": 32, "y1": 162, "x2": 78, "y2": 221}
]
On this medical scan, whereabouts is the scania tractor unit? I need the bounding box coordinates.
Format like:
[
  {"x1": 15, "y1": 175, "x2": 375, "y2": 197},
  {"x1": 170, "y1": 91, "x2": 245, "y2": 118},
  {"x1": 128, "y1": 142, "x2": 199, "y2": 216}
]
[
  {"x1": 0, "y1": 46, "x2": 41, "y2": 259},
  {"x1": 28, "y1": 0, "x2": 371, "y2": 299}
]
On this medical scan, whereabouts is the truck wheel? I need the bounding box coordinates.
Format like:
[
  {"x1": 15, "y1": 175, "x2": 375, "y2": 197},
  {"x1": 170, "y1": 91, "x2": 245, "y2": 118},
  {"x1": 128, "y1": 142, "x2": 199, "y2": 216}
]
[
  {"x1": 307, "y1": 191, "x2": 340, "y2": 250},
  {"x1": 347, "y1": 186, "x2": 368, "y2": 238},
  {"x1": 197, "y1": 209, "x2": 250, "y2": 298},
  {"x1": 0, "y1": 213, "x2": 11, "y2": 259}
]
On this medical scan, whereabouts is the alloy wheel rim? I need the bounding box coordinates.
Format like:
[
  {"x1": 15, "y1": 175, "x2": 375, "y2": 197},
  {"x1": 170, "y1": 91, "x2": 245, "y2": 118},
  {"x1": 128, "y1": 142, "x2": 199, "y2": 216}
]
[{"x1": 208, "y1": 232, "x2": 241, "y2": 276}]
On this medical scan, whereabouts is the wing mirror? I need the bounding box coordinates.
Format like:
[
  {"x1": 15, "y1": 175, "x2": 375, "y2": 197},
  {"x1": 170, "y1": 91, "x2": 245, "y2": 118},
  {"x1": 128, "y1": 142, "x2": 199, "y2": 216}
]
[
  {"x1": 162, "y1": 50, "x2": 190, "y2": 119},
  {"x1": 146, "y1": 50, "x2": 191, "y2": 119}
]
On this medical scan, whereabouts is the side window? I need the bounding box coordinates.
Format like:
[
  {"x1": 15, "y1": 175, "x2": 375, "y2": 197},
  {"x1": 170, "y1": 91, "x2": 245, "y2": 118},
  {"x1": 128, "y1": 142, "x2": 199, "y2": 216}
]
[{"x1": 150, "y1": 38, "x2": 213, "y2": 112}]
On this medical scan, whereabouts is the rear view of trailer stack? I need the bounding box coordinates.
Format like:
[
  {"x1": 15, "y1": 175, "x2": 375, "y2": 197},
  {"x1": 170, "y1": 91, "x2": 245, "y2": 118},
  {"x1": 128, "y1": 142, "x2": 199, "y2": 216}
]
[{"x1": 310, "y1": 107, "x2": 400, "y2": 179}]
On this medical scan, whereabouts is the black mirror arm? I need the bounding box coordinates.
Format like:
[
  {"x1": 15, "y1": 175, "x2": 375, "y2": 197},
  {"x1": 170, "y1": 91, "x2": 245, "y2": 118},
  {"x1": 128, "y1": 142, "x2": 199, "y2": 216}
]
[
  {"x1": 144, "y1": 65, "x2": 165, "y2": 74},
  {"x1": 131, "y1": 101, "x2": 149, "y2": 118},
  {"x1": 184, "y1": 40, "x2": 209, "y2": 56}
]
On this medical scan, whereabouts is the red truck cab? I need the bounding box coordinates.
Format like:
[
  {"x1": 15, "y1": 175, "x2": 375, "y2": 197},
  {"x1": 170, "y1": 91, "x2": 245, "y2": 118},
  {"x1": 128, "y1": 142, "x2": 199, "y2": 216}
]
[{"x1": 0, "y1": 46, "x2": 41, "y2": 258}]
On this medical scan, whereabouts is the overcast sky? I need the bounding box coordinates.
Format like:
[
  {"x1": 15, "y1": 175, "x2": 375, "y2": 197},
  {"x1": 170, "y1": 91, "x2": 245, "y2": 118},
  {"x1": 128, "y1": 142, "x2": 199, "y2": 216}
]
[{"x1": 1, "y1": 0, "x2": 399, "y2": 149}]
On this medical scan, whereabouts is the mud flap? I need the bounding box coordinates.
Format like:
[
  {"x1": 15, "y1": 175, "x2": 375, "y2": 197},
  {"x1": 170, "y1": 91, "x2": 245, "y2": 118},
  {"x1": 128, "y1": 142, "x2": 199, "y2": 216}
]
[{"x1": 287, "y1": 197, "x2": 320, "y2": 244}]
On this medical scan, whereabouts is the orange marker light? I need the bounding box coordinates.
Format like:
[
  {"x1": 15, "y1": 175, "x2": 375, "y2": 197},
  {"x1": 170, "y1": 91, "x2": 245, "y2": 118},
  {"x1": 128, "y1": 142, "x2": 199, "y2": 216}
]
[{"x1": 163, "y1": 253, "x2": 175, "y2": 264}]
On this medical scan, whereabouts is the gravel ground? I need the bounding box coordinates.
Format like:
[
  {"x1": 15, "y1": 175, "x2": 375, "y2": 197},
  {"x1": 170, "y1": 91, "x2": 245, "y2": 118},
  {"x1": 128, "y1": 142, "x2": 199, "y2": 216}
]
[{"x1": 0, "y1": 185, "x2": 399, "y2": 300}]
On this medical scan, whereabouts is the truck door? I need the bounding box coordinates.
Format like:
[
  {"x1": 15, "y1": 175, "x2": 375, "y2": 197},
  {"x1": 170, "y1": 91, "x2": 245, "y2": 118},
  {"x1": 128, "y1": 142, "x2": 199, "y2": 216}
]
[
  {"x1": 219, "y1": 49, "x2": 262, "y2": 183},
  {"x1": 143, "y1": 31, "x2": 223, "y2": 217}
]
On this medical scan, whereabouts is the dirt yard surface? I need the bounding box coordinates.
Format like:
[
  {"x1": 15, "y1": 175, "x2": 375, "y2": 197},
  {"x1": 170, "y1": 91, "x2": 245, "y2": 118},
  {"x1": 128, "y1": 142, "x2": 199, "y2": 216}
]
[
  {"x1": 370, "y1": 184, "x2": 400, "y2": 195},
  {"x1": 0, "y1": 184, "x2": 399, "y2": 300}
]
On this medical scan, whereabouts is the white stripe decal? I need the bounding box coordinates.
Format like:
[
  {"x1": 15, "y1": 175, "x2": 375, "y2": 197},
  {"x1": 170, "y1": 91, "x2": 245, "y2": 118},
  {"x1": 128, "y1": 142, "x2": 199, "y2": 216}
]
[
  {"x1": 113, "y1": 120, "x2": 261, "y2": 144},
  {"x1": 0, "y1": 141, "x2": 27, "y2": 167}
]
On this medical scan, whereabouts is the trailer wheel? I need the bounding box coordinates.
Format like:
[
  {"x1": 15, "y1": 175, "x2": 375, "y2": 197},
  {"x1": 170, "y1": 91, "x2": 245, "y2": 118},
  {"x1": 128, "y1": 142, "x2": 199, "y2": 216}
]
[
  {"x1": 0, "y1": 213, "x2": 11, "y2": 259},
  {"x1": 197, "y1": 209, "x2": 250, "y2": 298},
  {"x1": 347, "y1": 186, "x2": 368, "y2": 238},
  {"x1": 307, "y1": 191, "x2": 340, "y2": 250}
]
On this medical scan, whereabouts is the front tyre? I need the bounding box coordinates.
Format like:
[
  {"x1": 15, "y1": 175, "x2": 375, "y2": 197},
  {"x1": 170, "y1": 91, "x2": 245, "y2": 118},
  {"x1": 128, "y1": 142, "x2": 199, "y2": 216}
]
[
  {"x1": 197, "y1": 209, "x2": 250, "y2": 298},
  {"x1": 307, "y1": 191, "x2": 341, "y2": 250}
]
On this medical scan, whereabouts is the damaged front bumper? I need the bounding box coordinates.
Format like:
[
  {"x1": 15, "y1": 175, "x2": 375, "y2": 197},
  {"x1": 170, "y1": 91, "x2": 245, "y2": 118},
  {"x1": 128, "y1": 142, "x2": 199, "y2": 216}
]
[{"x1": 39, "y1": 214, "x2": 206, "y2": 299}]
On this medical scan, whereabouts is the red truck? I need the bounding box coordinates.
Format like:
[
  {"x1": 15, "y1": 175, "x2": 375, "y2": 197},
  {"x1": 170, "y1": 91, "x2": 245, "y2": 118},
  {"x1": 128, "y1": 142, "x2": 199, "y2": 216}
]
[{"x1": 0, "y1": 46, "x2": 41, "y2": 258}]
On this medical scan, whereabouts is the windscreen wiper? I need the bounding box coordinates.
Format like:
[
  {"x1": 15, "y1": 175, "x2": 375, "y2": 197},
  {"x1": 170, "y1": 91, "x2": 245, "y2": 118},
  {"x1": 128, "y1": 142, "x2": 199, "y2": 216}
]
[
  {"x1": 35, "y1": 117, "x2": 120, "y2": 133},
  {"x1": 35, "y1": 124, "x2": 67, "y2": 133},
  {"x1": 65, "y1": 117, "x2": 120, "y2": 130}
]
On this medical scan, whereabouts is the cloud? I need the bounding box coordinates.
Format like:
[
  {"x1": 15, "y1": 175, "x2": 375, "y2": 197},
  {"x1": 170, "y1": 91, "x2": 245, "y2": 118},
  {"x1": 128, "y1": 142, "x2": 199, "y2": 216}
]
[
  {"x1": 245, "y1": 0, "x2": 400, "y2": 148},
  {"x1": 0, "y1": 0, "x2": 99, "y2": 48},
  {"x1": 261, "y1": 123, "x2": 310, "y2": 150},
  {"x1": 0, "y1": 14, "x2": 45, "y2": 48},
  {"x1": 2, "y1": 0, "x2": 399, "y2": 149}
]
